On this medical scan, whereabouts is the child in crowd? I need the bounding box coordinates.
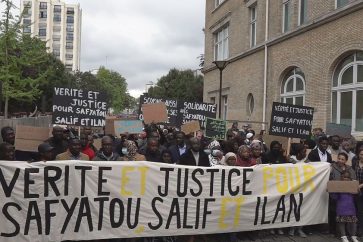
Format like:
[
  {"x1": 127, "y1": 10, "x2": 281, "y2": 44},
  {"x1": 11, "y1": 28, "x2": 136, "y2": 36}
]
[{"x1": 331, "y1": 170, "x2": 360, "y2": 242}]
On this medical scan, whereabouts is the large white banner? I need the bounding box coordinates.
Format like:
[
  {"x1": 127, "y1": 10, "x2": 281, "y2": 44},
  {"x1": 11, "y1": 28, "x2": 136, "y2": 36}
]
[{"x1": 0, "y1": 161, "x2": 330, "y2": 242}]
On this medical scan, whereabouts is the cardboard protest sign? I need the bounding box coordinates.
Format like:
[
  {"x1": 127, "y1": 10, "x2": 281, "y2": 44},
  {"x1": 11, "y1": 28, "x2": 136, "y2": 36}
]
[
  {"x1": 0, "y1": 161, "x2": 329, "y2": 241},
  {"x1": 269, "y1": 102, "x2": 314, "y2": 139},
  {"x1": 15, "y1": 125, "x2": 51, "y2": 152},
  {"x1": 327, "y1": 180, "x2": 359, "y2": 194},
  {"x1": 205, "y1": 117, "x2": 227, "y2": 140},
  {"x1": 138, "y1": 95, "x2": 217, "y2": 128},
  {"x1": 326, "y1": 123, "x2": 351, "y2": 138},
  {"x1": 52, "y1": 87, "x2": 108, "y2": 127},
  {"x1": 141, "y1": 102, "x2": 168, "y2": 124},
  {"x1": 114, "y1": 120, "x2": 144, "y2": 135},
  {"x1": 181, "y1": 120, "x2": 200, "y2": 134}
]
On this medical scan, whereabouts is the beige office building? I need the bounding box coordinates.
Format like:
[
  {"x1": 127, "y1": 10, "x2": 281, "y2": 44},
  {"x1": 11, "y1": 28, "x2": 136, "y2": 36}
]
[
  {"x1": 20, "y1": 0, "x2": 82, "y2": 71},
  {"x1": 203, "y1": 0, "x2": 363, "y2": 135}
]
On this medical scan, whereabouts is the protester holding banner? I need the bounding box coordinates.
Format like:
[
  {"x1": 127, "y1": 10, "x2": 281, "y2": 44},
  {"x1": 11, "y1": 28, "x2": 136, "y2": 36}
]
[
  {"x1": 307, "y1": 136, "x2": 333, "y2": 163},
  {"x1": 36, "y1": 143, "x2": 55, "y2": 162},
  {"x1": 160, "y1": 149, "x2": 173, "y2": 164},
  {"x1": 168, "y1": 131, "x2": 188, "y2": 163},
  {"x1": 330, "y1": 171, "x2": 360, "y2": 242},
  {"x1": 56, "y1": 138, "x2": 89, "y2": 160},
  {"x1": 236, "y1": 145, "x2": 255, "y2": 167},
  {"x1": 122, "y1": 140, "x2": 146, "y2": 161},
  {"x1": 250, "y1": 141, "x2": 263, "y2": 165},
  {"x1": 0, "y1": 142, "x2": 15, "y2": 161},
  {"x1": 289, "y1": 143, "x2": 307, "y2": 164},
  {"x1": 261, "y1": 141, "x2": 287, "y2": 164},
  {"x1": 93, "y1": 136, "x2": 123, "y2": 161},
  {"x1": 224, "y1": 152, "x2": 237, "y2": 166},
  {"x1": 179, "y1": 137, "x2": 209, "y2": 167},
  {"x1": 207, "y1": 140, "x2": 225, "y2": 166},
  {"x1": 142, "y1": 138, "x2": 162, "y2": 163}
]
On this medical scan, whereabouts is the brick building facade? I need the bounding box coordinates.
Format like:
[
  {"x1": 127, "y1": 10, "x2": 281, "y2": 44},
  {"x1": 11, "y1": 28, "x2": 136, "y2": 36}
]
[{"x1": 203, "y1": 0, "x2": 363, "y2": 135}]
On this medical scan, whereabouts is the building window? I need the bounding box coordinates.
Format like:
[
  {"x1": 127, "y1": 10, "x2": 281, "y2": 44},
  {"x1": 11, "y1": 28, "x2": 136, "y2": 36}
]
[
  {"x1": 53, "y1": 14, "x2": 61, "y2": 22},
  {"x1": 210, "y1": 97, "x2": 216, "y2": 104},
  {"x1": 67, "y1": 16, "x2": 74, "y2": 23},
  {"x1": 250, "y1": 6, "x2": 257, "y2": 47},
  {"x1": 66, "y1": 24, "x2": 74, "y2": 32},
  {"x1": 215, "y1": 0, "x2": 225, "y2": 8},
  {"x1": 67, "y1": 8, "x2": 74, "y2": 14},
  {"x1": 336, "y1": 0, "x2": 350, "y2": 8},
  {"x1": 39, "y1": 28, "x2": 46, "y2": 37},
  {"x1": 66, "y1": 54, "x2": 73, "y2": 60},
  {"x1": 214, "y1": 25, "x2": 229, "y2": 61},
  {"x1": 281, "y1": 67, "x2": 306, "y2": 106},
  {"x1": 39, "y1": 10, "x2": 47, "y2": 18},
  {"x1": 39, "y1": 2, "x2": 47, "y2": 9},
  {"x1": 282, "y1": 0, "x2": 291, "y2": 33},
  {"x1": 54, "y1": 5, "x2": 61, "y2": 13},
  {"x1": 247, "y1": 93, "x2": 254, "y2": 116},
  {"x1": 66, "y1": 33, "x2": 74, "y2": 41},
  {"x1": 332, "y1": 51, "x2": 363, "y2": 132},
  {"x1": 299, "y1": 0, "x2": 308, "y2": 25},
  {"x1": 66, "y1": 42, "x2": 73, "y2": 49},
  {"x1": 222, "y1": 96, "x2": 228, "y2": 120},
  {"x1": 53, "y1": 35, "x2": 61, "y2": 41},
  {"x1": 53, "y1": 49, "x2": 60, "y2": 57},
  {"x1": 23, "y1": 27, "x2": 31, "y2": 33},
  {"x1": 53, "y1": 26, "x2": 61, "y2": 32}
]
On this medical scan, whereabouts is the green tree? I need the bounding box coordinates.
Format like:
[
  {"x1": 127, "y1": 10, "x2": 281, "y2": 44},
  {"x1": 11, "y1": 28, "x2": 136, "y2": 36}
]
[
  {"x1": 0, "y1": 0, "x2": 50, "y2": 117},
  {"x1": 96, "y1": 66, "x2": 128, "y2": 113},
  {"x1": 148, "y1": 68, "x2": 204, "y2": 102}
]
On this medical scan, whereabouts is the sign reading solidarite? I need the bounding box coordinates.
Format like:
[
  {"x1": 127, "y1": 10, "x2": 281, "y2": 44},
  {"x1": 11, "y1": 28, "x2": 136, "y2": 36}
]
[
  {"x1": 138, "y1": 95, "x2": 217, "y2": 128},
  {"x1": 269, "y1": 102, "x2": 314, "y2": 139},
  {"x1": 0, "y1": 162, "x2": 329, "y2": 241},
  {"x1": 52, "y1": 87, "x2": 108, "y2": 127}
]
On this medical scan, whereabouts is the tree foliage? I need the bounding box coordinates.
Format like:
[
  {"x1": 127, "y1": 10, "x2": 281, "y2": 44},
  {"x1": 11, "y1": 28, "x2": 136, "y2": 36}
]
[
  {"x1": 0, "y1": 0, "x2": 50, "y2": 117},
  {"x1": 148, "y1": 68, "x2": 204, "y2": 102}
]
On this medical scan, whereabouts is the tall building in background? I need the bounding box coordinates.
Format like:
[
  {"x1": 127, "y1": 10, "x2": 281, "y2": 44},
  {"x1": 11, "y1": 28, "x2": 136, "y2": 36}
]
[{"x1": 20, "y1": 0, "x2": 82, "y2": 71}]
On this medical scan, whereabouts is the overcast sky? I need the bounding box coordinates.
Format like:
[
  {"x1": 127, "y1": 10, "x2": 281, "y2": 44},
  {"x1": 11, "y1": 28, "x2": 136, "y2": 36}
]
[{"x1": 64, "y1": 0, "x2": 205, "y2": 98}]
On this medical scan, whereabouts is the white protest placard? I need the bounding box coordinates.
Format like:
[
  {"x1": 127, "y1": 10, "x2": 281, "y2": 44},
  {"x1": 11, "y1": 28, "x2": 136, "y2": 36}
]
[{"x1": 0, "y1": 161, "x2": 329, "y2": 241}]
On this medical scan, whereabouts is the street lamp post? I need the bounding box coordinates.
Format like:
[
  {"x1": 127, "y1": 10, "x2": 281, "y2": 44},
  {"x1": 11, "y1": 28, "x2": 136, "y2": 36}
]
[{"x1": 213, "y1": 60, "x2": 229, "y2": 119}]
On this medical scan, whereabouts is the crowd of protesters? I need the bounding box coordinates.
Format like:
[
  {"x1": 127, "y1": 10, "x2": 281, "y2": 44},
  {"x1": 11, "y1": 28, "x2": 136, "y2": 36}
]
[{"x1": 1, "y1": 122, "x2": 363, "y2": 242}]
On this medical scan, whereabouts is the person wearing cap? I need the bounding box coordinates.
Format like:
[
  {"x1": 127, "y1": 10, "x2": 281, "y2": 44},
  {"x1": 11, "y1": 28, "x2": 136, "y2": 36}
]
[
  {"x1": 56, "y1": 138, "x2": 89, "y2": 161},
  {"x1": 37, "y1": 143, "x2": 55, "y2": 162}
]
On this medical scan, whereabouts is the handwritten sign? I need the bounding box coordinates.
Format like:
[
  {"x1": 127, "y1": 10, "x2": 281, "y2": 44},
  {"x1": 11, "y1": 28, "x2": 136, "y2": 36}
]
[
  {"x1": 326, "y1": 123, "x2": 352, "y2": 138},
  {"x1": 15, "y1": 125, "x2": 51, "y2": 152},
  {"x1": 141, "y1": 102, "x2": 168, "y2": 124},
  {"x1": 181, "y1": 120, "x2": 201, "y2": 134},
  {"x1": 269, "y1": 102, "x2": 314, "y2": 139},
  {"x1": 52, "y1": 87, "x2": 108, "y2": 127},
  {"x1": 138, "y1": 95, "x2": 217, "y2": 128},
  {"x1": 114, "y1": 120, "x2": 144, "y2": 135},
  {"x1": 205, "y1": 117, "x2": 227, "y2": 140}
]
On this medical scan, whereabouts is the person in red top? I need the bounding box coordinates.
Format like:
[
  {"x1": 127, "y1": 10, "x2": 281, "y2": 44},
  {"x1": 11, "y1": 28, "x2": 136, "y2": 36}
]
[
  {"x1": 80, "y1": 134, "x2": 95, "y2": 160},
  {"x1": 236, "y1": 145, "x2": 256, "y2": 167}
]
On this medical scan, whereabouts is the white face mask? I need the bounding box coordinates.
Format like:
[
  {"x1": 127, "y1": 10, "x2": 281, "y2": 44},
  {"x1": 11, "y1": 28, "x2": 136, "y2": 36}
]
[
  {"x1": 204, "y1": 149, "x2": 211, "y2": 155},
  {"x1": 122, "y1": 147, "x2": 128, "y2": 155}
]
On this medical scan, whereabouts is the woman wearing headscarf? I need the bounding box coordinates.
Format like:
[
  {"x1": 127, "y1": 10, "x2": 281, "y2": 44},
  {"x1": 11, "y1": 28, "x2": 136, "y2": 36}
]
[
  {"x1": 250, "y1": 141, "x2": 263, "y2": 165},
  {"x1": 224, "y1": 152, "x2": 237, "y2": 166},
  {"x1": 207, "y1": 140, "x2": 225, "y2": 166},
  {"x1": 121, "y1": 140, "x2": 146, "y2": 161},
  {"x1": 236, "y1": 145, "x2": 255, "y2": 167}
]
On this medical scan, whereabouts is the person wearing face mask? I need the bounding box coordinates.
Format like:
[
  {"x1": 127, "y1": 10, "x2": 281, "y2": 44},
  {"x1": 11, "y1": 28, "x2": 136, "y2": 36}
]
[
  {"x1": 206, "y1": 140, "x2": 225, "y2": 166},
  {"x1": 262, "y1": 141, "x2": 288, "y2": 164},
  {"x1": 307, "y1": 136, "x2": 333, "y2": 163},
  {"x1": 122, "y1": 140, "x2": 146, "y2": 161}
]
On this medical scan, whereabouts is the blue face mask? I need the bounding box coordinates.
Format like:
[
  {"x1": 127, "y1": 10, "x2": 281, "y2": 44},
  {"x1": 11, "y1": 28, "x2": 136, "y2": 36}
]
[{"x1": 122, "y1": 147, "x2": 128, "y2": 155}]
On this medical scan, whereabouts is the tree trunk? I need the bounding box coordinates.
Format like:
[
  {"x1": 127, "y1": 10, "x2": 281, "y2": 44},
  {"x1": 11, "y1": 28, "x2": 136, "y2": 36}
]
[{"x1": 4, "y1": 96, "x2": 9, "y2": 119}]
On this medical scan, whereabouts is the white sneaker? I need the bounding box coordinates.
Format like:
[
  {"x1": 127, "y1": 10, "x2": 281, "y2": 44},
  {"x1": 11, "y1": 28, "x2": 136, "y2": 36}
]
[
  {"x1": 277, "y1": 229, "x2": 284, "y2": 235},
  {"x1": 341, "y1": 236, "x2": 349, "y2": 242},
  {"x1": 298, "y1": 228, "x2": 307, "y2": 238},
  {"x1": 352, "y1": 236, "x2": 360, "y2": 242},
  {"x1": 288, "y1": 228, "x2": 295, "y2": 236}
]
